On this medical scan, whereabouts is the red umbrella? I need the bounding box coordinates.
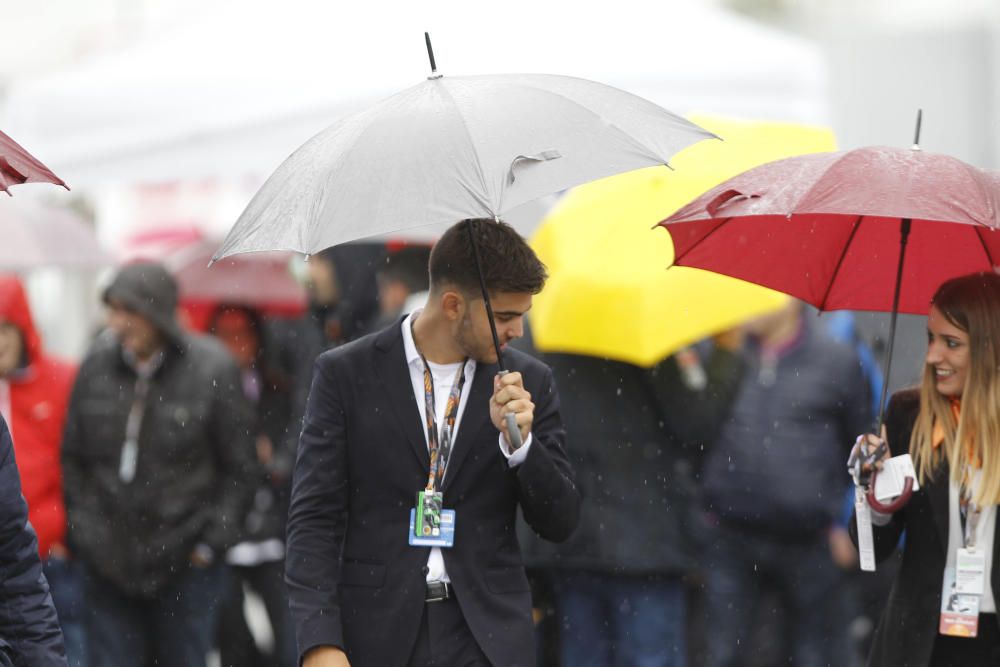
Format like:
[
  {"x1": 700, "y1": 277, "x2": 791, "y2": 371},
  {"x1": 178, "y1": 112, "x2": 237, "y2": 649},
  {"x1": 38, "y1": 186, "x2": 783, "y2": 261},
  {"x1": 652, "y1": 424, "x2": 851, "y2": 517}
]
[
  {"x1": 659, "y1": 143, "x2": 1000, "y2": 513},
  {"x1": 0, "y1": 129, "x2": 68, "y2": 194},
  {"x1": 164, "y1": 238, "x2": 306, "y2": 321},
  {"x1": 120, "y1": 228, "x2": 306, "y2": 330}
]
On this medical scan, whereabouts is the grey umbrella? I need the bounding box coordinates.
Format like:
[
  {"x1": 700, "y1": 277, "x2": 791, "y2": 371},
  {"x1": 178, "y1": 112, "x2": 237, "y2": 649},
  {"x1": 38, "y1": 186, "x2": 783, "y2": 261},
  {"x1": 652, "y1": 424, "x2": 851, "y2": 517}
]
[
  {"x1": 214, "y1": 37, "x2": 714, "y2": 260},
  {"x1": 214, "y1": 35, "x2": 716, "y2": 445}
]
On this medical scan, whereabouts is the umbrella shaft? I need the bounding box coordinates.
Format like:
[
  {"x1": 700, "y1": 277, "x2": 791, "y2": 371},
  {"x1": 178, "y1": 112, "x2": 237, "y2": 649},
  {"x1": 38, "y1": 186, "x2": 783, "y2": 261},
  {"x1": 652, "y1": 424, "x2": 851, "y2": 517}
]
[
  {"x1": 876, "y1": 218, "x2": 912, "y2": 434},
  {"x1": 465, "y1": 220, "x2": 506, "y2": 371},
  {"x1": 424, "y1": 32, "x2": 438, "y2": 74}
]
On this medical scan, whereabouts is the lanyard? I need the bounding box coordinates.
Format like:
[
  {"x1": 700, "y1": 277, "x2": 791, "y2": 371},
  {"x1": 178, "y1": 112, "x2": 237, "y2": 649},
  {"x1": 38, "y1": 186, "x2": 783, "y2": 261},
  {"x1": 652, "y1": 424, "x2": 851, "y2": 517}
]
[
  {"x1": 960, "y1": 468, "x2": 982, "y2": 549},
  {"x1": 119, "y1": 351, "x2": 162, "y2": 484},
  {"x1": 419, "y1": 355, "x2": 467, "y2": 492}
]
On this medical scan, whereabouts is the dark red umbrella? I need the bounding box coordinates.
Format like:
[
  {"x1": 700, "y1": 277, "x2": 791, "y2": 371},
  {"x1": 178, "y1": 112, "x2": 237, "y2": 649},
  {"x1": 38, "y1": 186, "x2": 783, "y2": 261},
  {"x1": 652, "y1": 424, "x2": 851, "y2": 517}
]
[
  {"x1": 0, "y1": 129, "x2": 68, "y2": 194},
  {"x1": 164, "y1": 238, "x2": 307, "y2": 320},
  {"x1": 659, "y1": 144, "x2": 1000, "y2": 512},
  {"x1": 121, "y1": 228, "x2": 306, "y2": 330}
]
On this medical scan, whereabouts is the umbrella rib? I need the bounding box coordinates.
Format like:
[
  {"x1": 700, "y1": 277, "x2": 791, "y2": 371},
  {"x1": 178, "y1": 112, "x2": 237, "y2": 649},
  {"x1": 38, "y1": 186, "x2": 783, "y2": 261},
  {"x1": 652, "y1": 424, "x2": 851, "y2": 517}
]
[
  {"x1": 974, "y1": 226, "x2": 998, "y2": 267},
  {"x1": 670, "y1": 216, "x2": 733, "y2": 265},
  {"x1": 817, "y1": 214, "x2": 864, "y2": 311},
  {"x1": 432, "y1": 81, "x2": 493, "y2": 214},
  {"x1": 494, "y1": 77, "x2": 705, "y2": 196}
]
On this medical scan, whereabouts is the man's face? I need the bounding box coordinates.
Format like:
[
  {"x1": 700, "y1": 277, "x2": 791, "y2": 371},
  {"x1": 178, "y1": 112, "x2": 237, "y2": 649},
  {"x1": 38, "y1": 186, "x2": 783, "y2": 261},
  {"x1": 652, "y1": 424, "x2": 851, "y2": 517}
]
[
  {"x1": 743, "y1": 299, "x2": 799, "y2": 339},
  {"x1": 454, "y1": 291, "x2": 532, "y2": 364},
  {"x1": 0, "y1": 322, "x2": 24, "y2": 377},
  {"x1": 106, "y1": 300, "x2": 163, "y2": 361},
  {"x1": 213, "y1": 309, "x2": 260, "y2": 370},
  {"x1": 377, "y1": 277, "x2": 409, "y2": 317},
  {"x1": 306, "y1": 258, "x2": 340, "y2": 307}
]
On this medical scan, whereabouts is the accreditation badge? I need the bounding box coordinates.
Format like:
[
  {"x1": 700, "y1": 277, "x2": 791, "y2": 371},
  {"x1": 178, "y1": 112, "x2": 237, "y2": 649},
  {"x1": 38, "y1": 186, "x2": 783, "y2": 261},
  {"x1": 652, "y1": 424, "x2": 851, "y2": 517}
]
[
  {"x1": 408, "y1": 490, "x2": 456, "y2": 548},
  {"x1": 956, "y1": 548, "x2": 987, "y2": 595},
  {"x1": 940, "y1": 568, "x2": 980, "y2": 638}
]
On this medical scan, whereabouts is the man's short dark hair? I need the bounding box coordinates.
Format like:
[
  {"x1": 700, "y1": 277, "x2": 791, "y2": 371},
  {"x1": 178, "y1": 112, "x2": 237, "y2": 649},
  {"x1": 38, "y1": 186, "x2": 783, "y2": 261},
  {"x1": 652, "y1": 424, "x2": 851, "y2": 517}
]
[
  {"x1": 429, "y1": 219, "x2": 547, "y2": 296},
  {"x1": 378, "y1": 246, "x2": 432, "y2": 293}
]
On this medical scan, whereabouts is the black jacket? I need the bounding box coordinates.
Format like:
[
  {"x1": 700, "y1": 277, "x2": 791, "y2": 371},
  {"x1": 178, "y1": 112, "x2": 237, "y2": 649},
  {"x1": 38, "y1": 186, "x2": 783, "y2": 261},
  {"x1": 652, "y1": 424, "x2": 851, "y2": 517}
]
[
  {"x1": 285, "y1": 321, "x2": 580, "y2": 667},
  {"x1": 61, "y1": 332, "x2": 257, "y2": 597},
  {"x1": 851, "y1": 390, "x2": 1000, "y2": 666},
  {"x1": 520, "y1": 348, "x2": 743, "y2": 575},
  {"x1": 0, "y1": 416, "x2": 66, "y2": 666}
]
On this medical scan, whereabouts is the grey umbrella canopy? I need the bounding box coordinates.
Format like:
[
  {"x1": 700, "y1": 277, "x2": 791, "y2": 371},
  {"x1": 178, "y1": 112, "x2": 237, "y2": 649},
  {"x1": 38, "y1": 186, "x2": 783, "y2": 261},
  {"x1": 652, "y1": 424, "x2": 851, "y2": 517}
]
[{"x1": 213, "y1": 71, "x2": 715, "y2": 260}]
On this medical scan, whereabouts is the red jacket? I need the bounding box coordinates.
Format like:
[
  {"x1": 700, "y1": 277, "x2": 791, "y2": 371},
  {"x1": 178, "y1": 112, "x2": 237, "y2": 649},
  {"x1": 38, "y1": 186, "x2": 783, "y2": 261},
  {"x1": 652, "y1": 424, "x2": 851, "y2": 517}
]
[{"x1": 0, "y1": 276, "x2": 76, "y2": 558}]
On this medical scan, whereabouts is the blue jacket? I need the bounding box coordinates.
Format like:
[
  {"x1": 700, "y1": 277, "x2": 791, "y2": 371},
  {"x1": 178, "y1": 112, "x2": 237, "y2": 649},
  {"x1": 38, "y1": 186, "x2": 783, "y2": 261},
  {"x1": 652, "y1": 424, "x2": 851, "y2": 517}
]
[
  {"x1": 0, "y1": 416, "x2": 66, "y2": 666},
  {"x1": 702, "y1": 319, "x2": 872, "y2": 539}
]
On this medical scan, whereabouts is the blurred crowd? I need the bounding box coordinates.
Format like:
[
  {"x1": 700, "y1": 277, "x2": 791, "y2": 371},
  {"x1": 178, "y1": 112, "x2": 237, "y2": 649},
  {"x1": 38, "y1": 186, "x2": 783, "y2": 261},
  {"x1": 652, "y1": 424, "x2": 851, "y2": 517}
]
[{"x1": 2, "y1": 239, "x2": 897, "y2": 667}]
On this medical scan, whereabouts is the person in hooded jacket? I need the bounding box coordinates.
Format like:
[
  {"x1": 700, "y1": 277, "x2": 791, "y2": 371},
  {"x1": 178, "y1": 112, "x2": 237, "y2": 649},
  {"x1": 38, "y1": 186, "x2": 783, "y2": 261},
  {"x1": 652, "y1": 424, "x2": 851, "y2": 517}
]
[
  {"x1": 0, "y1": 414, "x2": 67, "y2": 666},
  {"x1": 0, "y1": 276, "x2": 83, "y2": 665},
  {"x1": 60, "y1": 262, "x2": 257, "y2": 667},
  {"x1": 209, "y1": 304, "x2": 297, "y2": 667}
]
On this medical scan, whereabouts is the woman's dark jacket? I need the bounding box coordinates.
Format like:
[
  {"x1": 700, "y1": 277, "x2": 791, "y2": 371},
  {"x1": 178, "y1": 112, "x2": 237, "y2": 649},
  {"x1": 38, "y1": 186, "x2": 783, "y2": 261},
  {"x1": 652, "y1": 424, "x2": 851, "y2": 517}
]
[{"x1": 850, "y1": 389, "x2": 1000, "y2": 666}]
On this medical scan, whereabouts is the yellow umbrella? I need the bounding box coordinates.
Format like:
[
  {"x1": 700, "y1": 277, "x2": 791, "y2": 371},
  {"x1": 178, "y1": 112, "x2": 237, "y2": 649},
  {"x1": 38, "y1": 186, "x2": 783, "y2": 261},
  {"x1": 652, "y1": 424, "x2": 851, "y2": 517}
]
[{"x1": 529, "y1": 114, "x2": 837, "y2": 367}]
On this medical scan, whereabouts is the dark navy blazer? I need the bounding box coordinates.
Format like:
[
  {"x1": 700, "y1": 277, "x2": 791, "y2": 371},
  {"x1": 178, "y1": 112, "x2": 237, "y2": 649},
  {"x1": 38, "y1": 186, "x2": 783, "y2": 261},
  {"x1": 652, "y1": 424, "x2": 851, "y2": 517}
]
[
  {"x1": 285, "y1": 320, "x2": 580, "y2": 667},
  {"x1": 0, "y1": 415, "x2": 66, "y2": 666}
]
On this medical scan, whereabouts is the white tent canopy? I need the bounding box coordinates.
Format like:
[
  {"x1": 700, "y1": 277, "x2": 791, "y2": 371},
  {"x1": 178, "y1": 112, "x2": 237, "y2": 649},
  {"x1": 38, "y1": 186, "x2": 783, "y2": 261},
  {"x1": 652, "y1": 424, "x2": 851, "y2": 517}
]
[{"x1": 0, "y1": 0, "x2": 828, "y2": 188}]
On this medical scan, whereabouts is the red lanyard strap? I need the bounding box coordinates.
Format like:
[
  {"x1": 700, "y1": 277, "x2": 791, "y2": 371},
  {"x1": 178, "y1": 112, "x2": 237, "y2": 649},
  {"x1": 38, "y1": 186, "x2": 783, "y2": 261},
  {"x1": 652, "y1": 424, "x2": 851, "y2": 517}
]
[{"x1": 420, "y1": 355, "x2": 467, "y2": 492}]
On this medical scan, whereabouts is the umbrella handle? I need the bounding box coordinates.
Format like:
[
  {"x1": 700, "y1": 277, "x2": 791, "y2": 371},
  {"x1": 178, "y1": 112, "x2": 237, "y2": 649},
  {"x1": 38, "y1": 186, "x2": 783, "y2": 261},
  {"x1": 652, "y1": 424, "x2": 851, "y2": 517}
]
[
  {"x1": 504, "y1": 412, "x2": 523, "y2": 451},
  {"x1": 706, "y1": 189, "x2": 758, "y2": 216},
  {"x1": 866, "y1": 468, "x2": 915, "y2": 514}
]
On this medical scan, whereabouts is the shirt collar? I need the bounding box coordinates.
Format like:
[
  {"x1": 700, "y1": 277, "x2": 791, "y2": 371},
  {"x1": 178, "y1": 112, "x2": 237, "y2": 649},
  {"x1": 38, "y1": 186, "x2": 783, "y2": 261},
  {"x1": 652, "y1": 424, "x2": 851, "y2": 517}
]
[
  {"x1": 122, "y1": 347, "x2": 166, "y2": 379},
  {"x1": 402, "y1": 310, "x2": 476, "y2": 373},
  {"x1": 402, "y1": 310, "x2": 422, "y2": 367}
]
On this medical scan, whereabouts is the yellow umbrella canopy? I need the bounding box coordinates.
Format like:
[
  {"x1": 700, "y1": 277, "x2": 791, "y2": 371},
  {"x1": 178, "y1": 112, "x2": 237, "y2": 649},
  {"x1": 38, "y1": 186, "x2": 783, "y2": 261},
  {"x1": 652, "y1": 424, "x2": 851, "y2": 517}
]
[{"x1": 529, "y1": 114, "x2": 837, "y2": 367}]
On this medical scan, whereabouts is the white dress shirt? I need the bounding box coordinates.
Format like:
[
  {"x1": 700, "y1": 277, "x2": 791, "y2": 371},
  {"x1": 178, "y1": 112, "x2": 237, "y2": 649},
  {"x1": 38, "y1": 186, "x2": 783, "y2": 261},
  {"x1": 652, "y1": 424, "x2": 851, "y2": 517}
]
[{"x1": 401, "y1": 312, "x2": 532, "y2": 583}]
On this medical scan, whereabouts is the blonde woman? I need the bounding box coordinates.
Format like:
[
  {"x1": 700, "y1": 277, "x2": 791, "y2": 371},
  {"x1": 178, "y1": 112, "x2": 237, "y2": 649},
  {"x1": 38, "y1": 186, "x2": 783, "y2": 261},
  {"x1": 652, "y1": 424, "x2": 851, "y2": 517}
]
[{"x1": 852, "y1": 271, "x2": 1000, "y2": 666}]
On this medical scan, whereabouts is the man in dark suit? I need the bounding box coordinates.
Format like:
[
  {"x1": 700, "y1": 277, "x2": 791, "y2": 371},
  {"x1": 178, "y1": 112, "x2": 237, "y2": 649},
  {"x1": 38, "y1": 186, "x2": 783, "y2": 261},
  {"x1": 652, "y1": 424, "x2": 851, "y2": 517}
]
[{"x1": 286, "y1": 219, "x2": 580, "y2": 667}]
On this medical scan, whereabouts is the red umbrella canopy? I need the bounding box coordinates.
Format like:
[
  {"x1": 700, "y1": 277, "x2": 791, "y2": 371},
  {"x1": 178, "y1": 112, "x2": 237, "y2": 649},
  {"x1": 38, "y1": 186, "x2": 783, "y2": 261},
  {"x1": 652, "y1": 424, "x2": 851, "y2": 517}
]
[
  {"x1": 0, "y1": 129, "x2": 68, "y2": 194},
  {"x1": 120, "y1": 228, "x2": 306, "y2": 330},
  {"x1": 659, "y1": 146, "x2": 1000, "y2": 315},
  {"x1": 164, "y1": 238, "x2": 306, "y2": 319}
]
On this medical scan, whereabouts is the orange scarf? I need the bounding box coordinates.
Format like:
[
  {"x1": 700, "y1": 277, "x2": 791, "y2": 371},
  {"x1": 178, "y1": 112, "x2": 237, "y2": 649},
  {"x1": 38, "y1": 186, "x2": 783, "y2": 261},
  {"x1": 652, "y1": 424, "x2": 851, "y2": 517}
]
[{"x1": 932, "y1": 397, "x2": 980, "y2": 468}]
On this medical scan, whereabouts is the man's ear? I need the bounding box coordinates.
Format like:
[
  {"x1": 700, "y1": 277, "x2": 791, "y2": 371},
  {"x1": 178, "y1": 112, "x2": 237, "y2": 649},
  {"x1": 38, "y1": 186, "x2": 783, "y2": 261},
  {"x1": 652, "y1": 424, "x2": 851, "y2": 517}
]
[{"x1": 440, "y1": 290, "x2": 465, "y2": 321}]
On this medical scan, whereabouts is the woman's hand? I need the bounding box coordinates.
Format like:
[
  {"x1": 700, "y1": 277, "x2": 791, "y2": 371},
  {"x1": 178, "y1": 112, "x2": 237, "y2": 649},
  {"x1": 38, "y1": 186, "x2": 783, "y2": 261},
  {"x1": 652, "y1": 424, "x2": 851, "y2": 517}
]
[{"x1": 850, "y1": 432, "x2": 890, "y2": 476}]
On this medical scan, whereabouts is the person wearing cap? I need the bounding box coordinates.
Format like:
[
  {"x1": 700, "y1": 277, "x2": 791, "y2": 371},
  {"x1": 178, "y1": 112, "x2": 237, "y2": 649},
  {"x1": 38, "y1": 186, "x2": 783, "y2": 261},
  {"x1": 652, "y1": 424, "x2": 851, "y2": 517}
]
[{"x1": 60, "y1": 262, "x2": 258, "y2": 667}]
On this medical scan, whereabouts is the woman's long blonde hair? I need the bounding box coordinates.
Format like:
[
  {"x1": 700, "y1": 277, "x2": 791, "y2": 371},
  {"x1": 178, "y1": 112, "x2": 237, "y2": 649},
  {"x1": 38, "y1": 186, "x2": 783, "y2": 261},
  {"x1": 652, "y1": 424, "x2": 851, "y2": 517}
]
[{"x1": 911, "y1": 272, "x2": 1000, "y2": 506}]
